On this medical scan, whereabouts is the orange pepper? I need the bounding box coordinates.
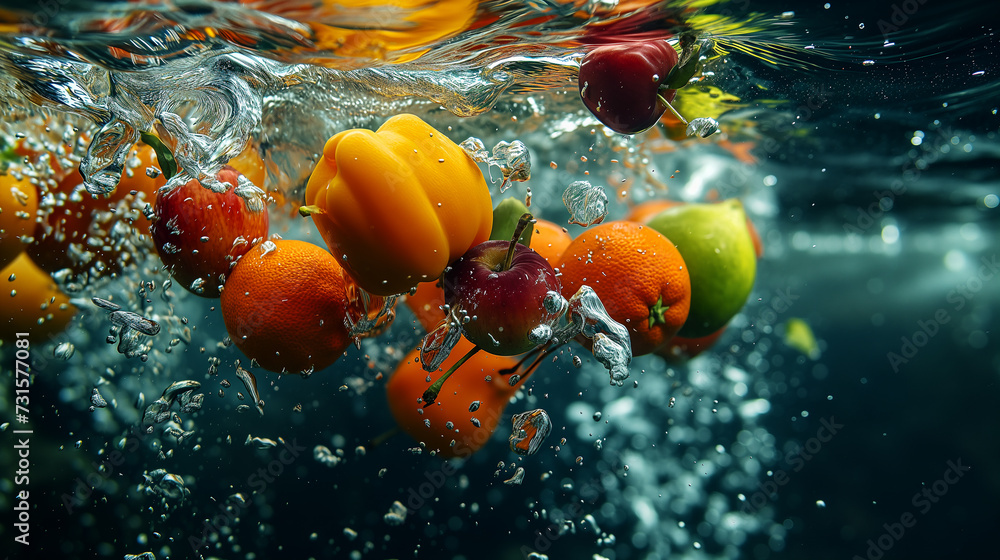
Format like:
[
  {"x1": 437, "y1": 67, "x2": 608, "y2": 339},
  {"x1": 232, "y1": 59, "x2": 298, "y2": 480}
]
[{"x1": 305, "y1": 114, "x2": 493, "y2": 296}]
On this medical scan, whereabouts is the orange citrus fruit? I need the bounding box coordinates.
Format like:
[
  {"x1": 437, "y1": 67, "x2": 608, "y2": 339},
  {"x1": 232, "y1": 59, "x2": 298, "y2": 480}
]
[
  {"x1": 220, "y1": 239, "x2": 351, "y2": 374},
  {"x1": 556, "y1": 220, "x2": 691, "y2": 356},
  {"x1": 0, "y1": 171, "x2": 39, "y2": 270},
  {"x1": 530, "y1": 218, "x2": 572, "y2": 268},
  {"x1": 1, "y1": 253, "x2": 77, "y2": 341},
  {"x1": 386, "y1": 338, "x2": 522, "y2": 458}
]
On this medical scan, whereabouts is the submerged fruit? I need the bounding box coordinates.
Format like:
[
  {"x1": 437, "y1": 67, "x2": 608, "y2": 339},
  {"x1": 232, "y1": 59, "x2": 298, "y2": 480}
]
[
  {"x1": 557, "y1": 221, "x2": 690, "y2": 356},
  {"x1": 443, "y1": 238, "x2": 562, "y2": 356},
  {"x1": 0, "y1": 171, "x2": 38, "y2": 270},
  {"x1": 150, "y1": 166, "x2": 269, "y2": 297},
  {"x1": 220, "y1": 239, "x2": 351, "y2": 374},
  {"x1": 626, "y1": 199, "x2": 764, "y2": 258},
  {"x1": 28, "y1": 143, "x2": 164, "y2": 275},
  {"x1": 1, "y1": 253, "x2": 76, "y2": 341},
  {"x1": 647, "y1": 199, "x2": 757, "y2": 337},
  {"x1": 659, "y1": 325, "x2": 727, "y2": 363},
  {"x1": 386, "y1": 338, "x2": 522, "y2": 458},
  {"x1": 529, "y1": 218, "x2": 572, "y2": 268},
  {"x1": 404, "y1": 280, "x2": 448, "y2": 332}
]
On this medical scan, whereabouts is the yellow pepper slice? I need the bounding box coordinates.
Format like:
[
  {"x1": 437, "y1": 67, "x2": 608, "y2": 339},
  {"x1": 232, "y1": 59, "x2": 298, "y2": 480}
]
[{"x1": 305, "y1": 113, "x2": 493, "y2": 296}]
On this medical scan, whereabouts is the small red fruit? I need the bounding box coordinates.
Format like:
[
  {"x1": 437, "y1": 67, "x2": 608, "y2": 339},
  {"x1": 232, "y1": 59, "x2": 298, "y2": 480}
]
[
  {"x1": 443, "y1": 239, "x2": 562, "y2": 356},
  {"x1": 150, "y1": 166, "x2": 268, "y2": 297},
  {"x1": 578, "y1": 41, "x2": 679, "y2": 134}
]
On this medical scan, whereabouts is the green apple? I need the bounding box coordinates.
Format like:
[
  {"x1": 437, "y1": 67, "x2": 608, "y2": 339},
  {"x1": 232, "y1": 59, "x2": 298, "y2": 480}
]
[
  {"x1": 647, "y1": 199, "x2": 756, "y2": 337},
  {"x1": 489, "y1": 197, "x2": 533, "y2": 247}
]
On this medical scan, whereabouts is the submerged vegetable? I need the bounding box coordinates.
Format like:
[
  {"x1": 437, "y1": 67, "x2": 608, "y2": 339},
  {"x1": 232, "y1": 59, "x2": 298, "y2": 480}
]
[
  {"x1": 578, "y1": 40, "x2": 679, "y2": 134},
  {"x1": 305, "y1": 113, "x2": 493, "y2": 296}
]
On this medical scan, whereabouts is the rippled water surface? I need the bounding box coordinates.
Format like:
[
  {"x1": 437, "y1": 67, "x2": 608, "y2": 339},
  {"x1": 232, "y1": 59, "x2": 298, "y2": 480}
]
[{"x1": 0, "y1": 1, "x2": 998, "y2": 559}]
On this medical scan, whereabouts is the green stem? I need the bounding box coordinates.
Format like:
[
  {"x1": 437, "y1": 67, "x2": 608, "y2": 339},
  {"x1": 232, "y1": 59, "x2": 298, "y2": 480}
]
[
  {"x1": 657, "y1": 91, "x2": 688, "y2": 125},
  {"x1": 140, "y1": 131, "x2": 178, "y2": 181},
  {"x1": 501, "y1": 212, "x2": 534, "y2": 271},
  {"x1": 422, "y1": 345, "x2": 481, "y2": 407},
  {"x1": 368, "y1": 427, "x2": 400, "y2": 448}
]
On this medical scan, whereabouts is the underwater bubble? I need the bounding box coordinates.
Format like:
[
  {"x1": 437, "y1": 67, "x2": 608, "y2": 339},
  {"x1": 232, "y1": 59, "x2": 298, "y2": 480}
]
[
  {"x1": 685, "y1": 117, "x2": 720, "y2": 138},
  {"x1": 504, "y1": 467, "x2": 526, "y2": 486},
  {"x1": 509, "y1": 409, "x2": 552, "y2": 456},
  {"x1": 90, "y1": 388, "x2": 108, "y2": 408},
  {"x1": 383, "y1": 501, "x2": 407, "y2": 526},
  {"x1": 54, "y1": 341, "x2": 76, "y2": 360},
  {"x1": 562, "y1": 180, "x2": 608, "y2": 227}
]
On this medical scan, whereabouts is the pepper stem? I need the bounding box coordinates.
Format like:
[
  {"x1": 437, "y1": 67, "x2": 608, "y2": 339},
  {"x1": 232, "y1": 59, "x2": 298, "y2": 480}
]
[
  {"x1": 501, "y1": 212, "x2": 534, "y2": 271},
  {"x1": 140, "y1": 131, "x2": 178, "y2": 181},
  {"x1": 422, "y1": 344, "x2": 481, "y2": 407},
  {"x1": 657, "y1": 91, "x2": 689, "y2": 125}
]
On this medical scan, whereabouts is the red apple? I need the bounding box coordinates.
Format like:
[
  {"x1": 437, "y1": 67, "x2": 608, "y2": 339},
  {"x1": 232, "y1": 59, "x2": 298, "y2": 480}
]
[
  {"x1": 150, "y1": 166, "x2": 269, "y2": 297},
  {"x1": 578, "y1": 40, "x2": 679, "y2": 134},
  {"x1": 443, "y1": 240, "x2": 562, "y2": 356}
]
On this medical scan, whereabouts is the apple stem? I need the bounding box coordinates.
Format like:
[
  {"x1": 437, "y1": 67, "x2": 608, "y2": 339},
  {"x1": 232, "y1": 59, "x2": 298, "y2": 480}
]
[
  {"x1": 422, "y1": 344, "x2": 481, "y2": 407},
  {"x1": 501, "y1": 212, "x2": 534, "y2": 272},
  {"x1": 656, "y1": 91, "x2": 689, "y2": 125}
]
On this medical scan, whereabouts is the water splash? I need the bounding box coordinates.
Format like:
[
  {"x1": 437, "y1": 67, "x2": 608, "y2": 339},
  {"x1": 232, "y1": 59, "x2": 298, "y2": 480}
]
[
  {"x1": 142, "y1": 380, "x2": 202, "y2": 426},
  {"x1": 343, "y1": 270, "x2": 397, "y2": 342},
  {"x1": 554, "y1": 285, "x2": 632, "y2": 385},
  {"x1": 461, "y1": 136, "x2": 531, "y2": 192},
  {"x1": 509, "y1": 408, "x2": 553, "y2": 456},
  {"x1": 419, "y1": 306, "x2": 464, "y2": 372},
  {"x1": 563, "y1": 180, "x2": 609, "y2": 227},
  {"x1": 235, "y1": 366, "x2": 265, "y2": 416}
]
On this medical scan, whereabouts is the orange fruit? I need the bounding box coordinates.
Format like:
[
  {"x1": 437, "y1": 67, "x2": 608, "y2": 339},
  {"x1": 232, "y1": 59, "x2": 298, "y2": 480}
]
[
  {"x1": 228, "y1": 142, "x2": 266, "y2": 190},
  {"x1": 403, "y1": 280, "x2": 447, "y2": 332},
  {"x1": 220, "y1": 239, "x2": 351, "y2": 374},
  {"x1": 624, "y1": 199, "x2": 680, "y2": 224},
  {"x1": 1, "y1": 253, "x2": 77, "y2": 341},
  {"x1": 0, "y1": 171, "x2": 39, "y2": 270},
  {"x1": 529, "y1": 218, "x2": 572, "y2": 268},
  {"x1": 386, "y1": 338, "x2": 522, "y2": 458},
  {"x1": 28, "y1": 143, "x2": 164, "y2": 275},
  {"x1": 556, "y1": 220, "x2": 691, "y2": 356}
]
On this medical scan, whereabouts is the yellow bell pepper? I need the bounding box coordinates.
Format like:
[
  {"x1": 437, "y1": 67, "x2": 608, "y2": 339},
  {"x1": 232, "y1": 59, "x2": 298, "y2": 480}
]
[{"x1": 305, "y1": 113, "x2": 493, "y2": 296}]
